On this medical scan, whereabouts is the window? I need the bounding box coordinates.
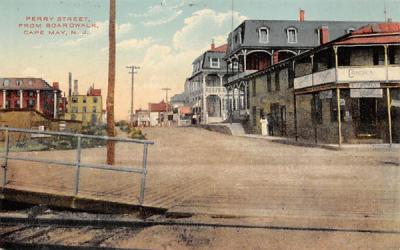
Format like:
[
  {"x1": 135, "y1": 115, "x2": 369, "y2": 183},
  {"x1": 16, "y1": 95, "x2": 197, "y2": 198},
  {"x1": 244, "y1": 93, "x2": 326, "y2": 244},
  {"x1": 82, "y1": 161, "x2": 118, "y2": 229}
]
[
  {"x1": 288, "y1": 65, "x2": 295, "y2": 89},
  {"x1": 287, "y1": 28, "x2": 297, "y2": 43},
  {"x1": 28, "y1": 80, "x2": 33, "y2": 86},
  {"x1": 210, "y1": 58, "x2": 220, "y2": 68},
  {"x1": 275, "y1": 71, "x2": 280, "y2": 91},
  {"x1": 93, "y1": 106, "x2": 97, "y2": 112},
  {"x1": 16, "y1": 80, "x2": 22, "y2": 86},
  {"x1": 83, "y1": 97, "x2": 87, "y2": 103},
  {"x1": 373, "y1": 47, "x2": 385, "y2": 65},
  {"x1": 72, "y1": 106, "x2": 78, "y2": 113},
  {"x1": 28, "y1": 99, "x2": 35, "y2": 108},
  {"x1": 71, "y1": 114, "x2": 76, "y2": 120},
  {"x1": 72, "y1": 97, "x2": 78, "y2": 103},
  {"x1": 388, "y1": 46, "x2": 400, "y2": 65},
  {"x1": 267, "y1": 73, "x2": 272, "y2": 92},
  {"x1": 29, "y1": 91, "x2": 34, "y2": 97},
  {"x1": 83, "y1": 106, "x2": 87, "y2": 113},
  {"x1": 3, "y1": 79, "x2": 9, "y2": 86},
  {"x1": 258, "y1": 27, "x2": 269, "y2": 43},
  {"x1": 93, "y1": 97, "x2": 98, "y2": 103},
  {"x1": 330, "y1": 95, "x2": 345, "y2": 122},
  {"x1": 16, "y1": 91, "x2": 20, "y2": 97}
]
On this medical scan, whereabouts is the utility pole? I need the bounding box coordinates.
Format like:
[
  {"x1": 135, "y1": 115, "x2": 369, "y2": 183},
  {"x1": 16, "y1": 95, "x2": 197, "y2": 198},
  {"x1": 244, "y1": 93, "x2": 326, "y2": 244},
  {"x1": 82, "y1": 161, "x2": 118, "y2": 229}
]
[
  {"x1": 126, "y1": 65, "x2": 140, "y2": 124},
  {"x1": 161, "y1": 87, "x2": 172, "y2": 112},
  {"x1": 106, "y1": 0, "x2": 116, "y2": 165}
]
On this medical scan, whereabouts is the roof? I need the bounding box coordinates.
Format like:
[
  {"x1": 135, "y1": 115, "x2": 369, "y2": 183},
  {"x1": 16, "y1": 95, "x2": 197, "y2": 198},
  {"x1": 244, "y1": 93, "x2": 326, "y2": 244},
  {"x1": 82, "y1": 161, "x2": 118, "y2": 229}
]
[
  {"x1": 227, "y1": 20, "x2": 376, "y2": 56},
  {"x1": 0, "y1": 78, "x2": 55, "y2": 91},
  {"x1": 148, "y1": 100, "x2": 171, "y2": 112},
  {"x1": 208, "y1": 44, "x2": 228, "y2": 53},
  {"x1": 352, "y1": 23, "x2": 400, "y2": 34},
  {"x1": 335, "y1": 22, "x2": 400, "y2": 45}
]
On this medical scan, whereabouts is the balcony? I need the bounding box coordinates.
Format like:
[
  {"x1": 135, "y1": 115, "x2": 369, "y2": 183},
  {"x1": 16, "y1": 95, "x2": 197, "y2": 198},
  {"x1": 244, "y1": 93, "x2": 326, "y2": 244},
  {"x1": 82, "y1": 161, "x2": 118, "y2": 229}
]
[
  {"x1": 205, "y1": 87, "x2": 227, "y2": 95},
  {"x1": 228, "y1": 70, "x2": 258, "y2": 84},
  {"x1": 294, "y1": 66, "x2": 400, "y2": 90}
]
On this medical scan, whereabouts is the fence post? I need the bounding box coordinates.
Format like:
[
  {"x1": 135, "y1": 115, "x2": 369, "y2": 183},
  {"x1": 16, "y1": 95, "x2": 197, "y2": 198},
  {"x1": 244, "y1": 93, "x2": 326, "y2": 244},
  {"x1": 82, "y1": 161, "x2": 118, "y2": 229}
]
[
  {"x1": 139, "y1": 144, "x2": 148, "y2": 205},
  {"x1": 2, "y1": 129, "x2": 9, "y2": 187},
  {"x1": 74, "y1": 136, "x2": 82, "y2": 195}
]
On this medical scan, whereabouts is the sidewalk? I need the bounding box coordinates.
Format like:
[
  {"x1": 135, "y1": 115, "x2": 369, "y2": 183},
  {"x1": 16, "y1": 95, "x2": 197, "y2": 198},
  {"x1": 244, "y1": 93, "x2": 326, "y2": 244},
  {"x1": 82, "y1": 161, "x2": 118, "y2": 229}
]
[{"x1": 239, "y1": 134, "x2": 400, "y2": 151}]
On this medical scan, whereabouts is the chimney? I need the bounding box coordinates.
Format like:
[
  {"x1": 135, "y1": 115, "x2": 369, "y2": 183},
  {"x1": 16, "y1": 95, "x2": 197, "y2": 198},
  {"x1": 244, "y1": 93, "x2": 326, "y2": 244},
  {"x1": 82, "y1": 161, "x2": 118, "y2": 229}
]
[
  {"x1": 73, "y1": 80, "x2": 78, "y2": 96},
  {"x1": 320, "y1": 25, "x2": 330, "y2": 44},
  {"x1": 211, "y1": 39, "x2": 215, "y2": 50},
  {"x1": 300, "y1": 9, "x2": 305, "y2": 22},
  {"x1": 68, "y1": 72, "x2": 72, "y2": 97},
  {"x1": 52, "y1": 82, "x2": 59, "y2": 90}
]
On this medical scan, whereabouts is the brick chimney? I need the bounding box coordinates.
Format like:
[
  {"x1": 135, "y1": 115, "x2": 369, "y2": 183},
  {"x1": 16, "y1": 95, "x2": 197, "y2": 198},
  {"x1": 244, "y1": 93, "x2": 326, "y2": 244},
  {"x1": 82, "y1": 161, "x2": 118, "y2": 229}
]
[
  {"x1": 320, "y1": 25, "x2": 330, "y2": 44},
  {"x1": 211, "y1": 39, "x2": 215, "y2": 50},
  {"x1": 52, "y1": 82, "x2": 59, "y2": 90},
  {"x1": 299, "y1": 9, "x2": 305, "y2": 22}
]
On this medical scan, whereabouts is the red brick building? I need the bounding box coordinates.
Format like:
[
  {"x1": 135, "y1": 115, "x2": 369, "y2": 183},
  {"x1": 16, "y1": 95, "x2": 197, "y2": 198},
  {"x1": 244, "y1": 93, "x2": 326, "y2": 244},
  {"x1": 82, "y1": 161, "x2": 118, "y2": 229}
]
[{"x1": 0, "y1": 78, "x2": 63, "y2": 119}]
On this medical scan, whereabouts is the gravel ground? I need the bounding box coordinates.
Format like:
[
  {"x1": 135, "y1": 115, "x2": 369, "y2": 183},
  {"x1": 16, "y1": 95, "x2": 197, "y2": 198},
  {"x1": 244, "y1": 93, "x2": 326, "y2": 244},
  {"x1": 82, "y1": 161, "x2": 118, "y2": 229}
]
[{"x1": 1, "y1": 126, "x2": 400, "y2": 249}]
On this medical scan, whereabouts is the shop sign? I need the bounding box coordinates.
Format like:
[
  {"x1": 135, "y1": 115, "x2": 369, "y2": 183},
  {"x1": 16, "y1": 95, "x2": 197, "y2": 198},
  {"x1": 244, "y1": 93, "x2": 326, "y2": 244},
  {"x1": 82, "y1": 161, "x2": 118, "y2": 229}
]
[
  {"x1": 349, "y1": 82, "x2": 381, "y2": 89},
  {"x1": 350, "y1": 88, "x2": 383, "y2": 98}
]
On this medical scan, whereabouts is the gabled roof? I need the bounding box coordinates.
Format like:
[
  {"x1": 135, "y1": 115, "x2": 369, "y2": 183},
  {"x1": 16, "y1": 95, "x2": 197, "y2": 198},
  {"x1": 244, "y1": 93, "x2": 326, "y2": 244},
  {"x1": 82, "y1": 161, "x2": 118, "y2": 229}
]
[{"x1": 352, "y1": 23, "x2": 400, "y2": 34}]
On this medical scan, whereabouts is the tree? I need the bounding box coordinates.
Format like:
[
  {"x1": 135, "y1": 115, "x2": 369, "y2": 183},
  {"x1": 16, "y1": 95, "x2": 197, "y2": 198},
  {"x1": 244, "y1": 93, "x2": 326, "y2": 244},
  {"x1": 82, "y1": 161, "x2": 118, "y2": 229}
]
[{"x1": 106, "y1": 0, "x2": 116, "y2": 165}]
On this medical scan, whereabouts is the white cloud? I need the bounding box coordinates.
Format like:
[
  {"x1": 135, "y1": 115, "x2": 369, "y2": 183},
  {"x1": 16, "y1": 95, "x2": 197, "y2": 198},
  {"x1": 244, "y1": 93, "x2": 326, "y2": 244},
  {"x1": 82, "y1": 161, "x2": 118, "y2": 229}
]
[
  {"x1": 133, "y1": 0, "x2": 185, "y2": 26},
  {"x1": 172, "y1": 9, "x2": 246, "y2": 51}
]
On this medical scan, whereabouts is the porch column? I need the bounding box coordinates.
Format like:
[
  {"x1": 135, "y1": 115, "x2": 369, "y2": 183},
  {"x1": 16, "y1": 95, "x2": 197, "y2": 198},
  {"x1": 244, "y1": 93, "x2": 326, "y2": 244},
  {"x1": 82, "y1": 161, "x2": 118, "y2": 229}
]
[
  {"x1": 271, "y1": 49, "x2": 274, "y2": 66},
  {"x1": 228, "y1": 87, "x2": 232, "y2": 124},
  {"x1": 333, "y1": 46, "x2": 339, "y2": 82},
  {"x1": 243, "y1": 50, "x2": 247, "y2": 71},
  {"x1": 336, "y1": 88, "x2": 342, "y2": 147},
  {"x1": 202, "y1": 74, "x2": 207, "y2": 124},
  {"x1": 244, "y1": 82, "x2": 248, "y2": 110},
  {"x1": 2, "y1": 90, "x2": 5, "y2": 109},
  {"x1": 36, "y1": 90, "x2": 40, "y2": 111},
  {"x1": 219, "y1": 74, "x2": 223, "y2": 87},
  {"x1": 53, "y1": 90, "x2": 57, "y2": 119},
  {"x1": 19, "y1": 90, "x2": 23, "y2": 108},
  {"x1": 294, "y1": 93, "x2": 298, "y2": 141},
  {"x1": 384, "y1": 45, "x2": 388, "y2": 82},
  {"x1": 386, "y1": 88, "x2": 392, "y2": 146}
]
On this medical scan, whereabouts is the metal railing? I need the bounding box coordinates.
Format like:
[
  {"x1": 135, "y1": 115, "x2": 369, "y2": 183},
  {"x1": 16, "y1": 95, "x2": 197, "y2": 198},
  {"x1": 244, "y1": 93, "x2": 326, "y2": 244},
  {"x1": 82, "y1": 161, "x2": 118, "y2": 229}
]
[{"x1": 0, "y1": 127, "x2": 154, "y2": 205}]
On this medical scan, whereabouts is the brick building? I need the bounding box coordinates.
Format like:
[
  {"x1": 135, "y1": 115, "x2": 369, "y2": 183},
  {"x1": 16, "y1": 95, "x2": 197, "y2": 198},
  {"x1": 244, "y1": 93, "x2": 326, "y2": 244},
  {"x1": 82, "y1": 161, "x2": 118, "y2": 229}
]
[
  {"x1": 246, "y1": 22, "x2": 400, "y2": 145},
  {"x1": 0, "y1": 78, "x2": 63, "y2": 119}
]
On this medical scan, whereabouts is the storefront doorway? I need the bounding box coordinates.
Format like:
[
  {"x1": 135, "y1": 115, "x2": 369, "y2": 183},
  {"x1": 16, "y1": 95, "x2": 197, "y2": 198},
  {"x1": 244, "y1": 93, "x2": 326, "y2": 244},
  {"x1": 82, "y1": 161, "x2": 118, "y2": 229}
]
[{"x1": 357, "y1": 98, "x2": 377, "y2": 137}]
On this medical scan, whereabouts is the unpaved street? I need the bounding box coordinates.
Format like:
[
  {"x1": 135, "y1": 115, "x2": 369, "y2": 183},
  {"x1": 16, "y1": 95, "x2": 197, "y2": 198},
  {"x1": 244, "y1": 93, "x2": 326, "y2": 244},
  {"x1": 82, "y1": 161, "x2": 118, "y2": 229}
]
[{"x1": 1, "y1": 126, "x2": 400, "y2": 249}]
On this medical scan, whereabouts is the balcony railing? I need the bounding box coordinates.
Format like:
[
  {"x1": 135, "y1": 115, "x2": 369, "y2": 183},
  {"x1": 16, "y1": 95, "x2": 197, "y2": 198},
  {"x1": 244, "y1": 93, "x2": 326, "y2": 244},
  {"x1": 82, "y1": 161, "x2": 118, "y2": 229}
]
[
  {"x1": 205, "y1": 87, "x2": 227, "y2": 95},
  {"x1": 294, "y1": 65, "x2": 400, "y2": 90},
  {"x1": 228, "y1": 70, "x2": 258, "y2": 84}
]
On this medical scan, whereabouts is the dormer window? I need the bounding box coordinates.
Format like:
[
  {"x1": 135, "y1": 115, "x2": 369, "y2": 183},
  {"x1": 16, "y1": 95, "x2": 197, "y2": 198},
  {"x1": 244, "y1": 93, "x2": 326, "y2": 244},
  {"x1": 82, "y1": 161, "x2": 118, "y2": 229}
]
[
  {"x1": 346, "y1": 27, "x2": 355, "y2": 34},
  {"x1": 16, "y1": 80, "x2": 22, "y2": 86},
  {"x1": 28, "y1": 80, "x2": 33, "y2": 86},
  {"x1": 3, "y1": 79, "x2": 10, "y2": 86},
  {"x1": 287, "y1": 27, "x2": 297, "y2": 43},
  {"x1": 210, "y1": 58, "x2": 220, "y2": 68},
  {"x1": 258, "y1": 27, "x2": 269, "y2": 43}
]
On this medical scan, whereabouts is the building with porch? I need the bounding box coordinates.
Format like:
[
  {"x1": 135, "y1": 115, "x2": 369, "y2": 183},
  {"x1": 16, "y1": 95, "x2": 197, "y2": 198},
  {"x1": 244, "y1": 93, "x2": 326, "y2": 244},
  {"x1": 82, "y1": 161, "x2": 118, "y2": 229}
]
[
  {"x1": 224, "y1": 10, "x2": 373, "y2": 122},
  {"x1": 246, "y1": 22, "x2": 400, "y2": 145},
  {"x1": 0, "y1": 78, "x2": 63, "y2": 119},
  {"x1": 185, "y1": 42, "x2": 230, "y2": 124}
]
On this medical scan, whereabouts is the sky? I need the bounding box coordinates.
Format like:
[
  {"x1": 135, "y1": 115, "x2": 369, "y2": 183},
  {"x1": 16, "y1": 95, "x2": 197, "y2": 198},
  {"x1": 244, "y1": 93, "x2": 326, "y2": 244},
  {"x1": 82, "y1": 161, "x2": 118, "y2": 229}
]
[{"x1": 1, "y1": 0, "x2": 399, "y2": 120}]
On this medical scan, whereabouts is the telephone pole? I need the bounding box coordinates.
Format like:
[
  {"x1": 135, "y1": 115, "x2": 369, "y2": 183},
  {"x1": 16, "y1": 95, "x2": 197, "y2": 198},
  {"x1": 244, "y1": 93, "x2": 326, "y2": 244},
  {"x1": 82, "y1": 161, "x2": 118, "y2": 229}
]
[{"x1": 126, "y1": 65, "x2": 140, "y2": 123}]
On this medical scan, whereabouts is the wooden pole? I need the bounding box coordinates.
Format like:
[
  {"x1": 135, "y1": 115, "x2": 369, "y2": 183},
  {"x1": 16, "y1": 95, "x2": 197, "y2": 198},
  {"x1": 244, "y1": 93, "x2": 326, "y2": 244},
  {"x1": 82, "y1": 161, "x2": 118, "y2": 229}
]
[
  {"x1": 386, "y1": 88, "x2": 392, "y2": 147},
  {"x1": 337, "y1": 88, "x2": 342, "y2": 147},
  {"x1": 294, "y1": 93, "x2": 298, "y2": 141},
  {"x1": 106, "y1": 0, "x2": 116, "y2": 165}
]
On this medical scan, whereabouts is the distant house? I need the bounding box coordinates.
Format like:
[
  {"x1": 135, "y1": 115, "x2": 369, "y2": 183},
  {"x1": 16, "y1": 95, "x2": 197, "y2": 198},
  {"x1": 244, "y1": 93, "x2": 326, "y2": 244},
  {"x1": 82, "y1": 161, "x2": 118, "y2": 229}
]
[
  {"x1": 148, "y1": 100, "x2": 171, "y2": 126},
  {"x1": 0, "y1": 78, "x2": 63, "y2": 119},
  {"x1": 63, "y1": 85, "x2": 103, "y2": 126},
  {"x1": 185, "y1": 41, "x2": 230, "y2": 124},
  {"x1": 133, "y1": 109, "x2": 150, "y2": 127}
]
